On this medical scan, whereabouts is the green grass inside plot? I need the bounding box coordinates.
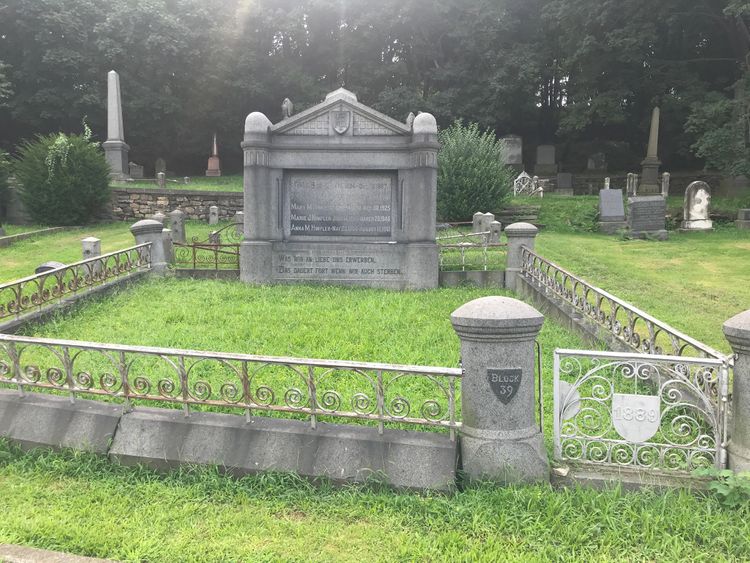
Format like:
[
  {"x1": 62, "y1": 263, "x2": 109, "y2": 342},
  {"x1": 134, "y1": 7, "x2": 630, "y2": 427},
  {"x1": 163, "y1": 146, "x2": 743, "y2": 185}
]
[{"x1": 111, "y1": 174, "x2": 243, "y2": 192}]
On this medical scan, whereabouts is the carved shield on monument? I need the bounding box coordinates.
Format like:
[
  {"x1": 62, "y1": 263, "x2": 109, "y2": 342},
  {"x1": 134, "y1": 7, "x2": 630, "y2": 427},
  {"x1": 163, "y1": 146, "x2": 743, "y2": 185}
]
[
  {"x1": 612, "y1": 393, "x2": 661, "y2": 442},
  {"x1": 332, "y1": 111, "x2": 350, "y2": 135},
  {"x1": 487, "y1": 368, "x2": 522, "y2": 405}
]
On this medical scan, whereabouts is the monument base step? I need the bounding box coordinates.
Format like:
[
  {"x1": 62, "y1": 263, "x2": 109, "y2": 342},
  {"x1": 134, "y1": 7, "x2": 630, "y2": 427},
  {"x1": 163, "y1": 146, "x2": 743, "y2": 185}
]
[{"x1": 598, "y1": 221, "x2": 627, "y2": 235}]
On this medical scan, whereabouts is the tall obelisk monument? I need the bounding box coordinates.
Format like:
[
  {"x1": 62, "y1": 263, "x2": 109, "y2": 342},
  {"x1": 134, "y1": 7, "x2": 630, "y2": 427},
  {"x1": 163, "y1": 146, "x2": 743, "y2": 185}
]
[
  {"x1": 102, "y1": 70, "x2": 130, "y2": 180},
  {"x1": 639, "y1": 107, "x2": 661, "y2": 194}
]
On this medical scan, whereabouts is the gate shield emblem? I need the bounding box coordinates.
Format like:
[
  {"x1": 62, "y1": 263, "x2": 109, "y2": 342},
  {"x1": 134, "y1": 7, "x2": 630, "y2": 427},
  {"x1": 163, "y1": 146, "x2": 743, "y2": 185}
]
[
  {"x1": 332, "y1": 111, "x2": 350, "y2": 135},
  {"x1": 612, "y1": 393, "x2": 661, "y2": 442},
  {"x1": 487, "y1": 368, "x2": 522, "y2": 405}
]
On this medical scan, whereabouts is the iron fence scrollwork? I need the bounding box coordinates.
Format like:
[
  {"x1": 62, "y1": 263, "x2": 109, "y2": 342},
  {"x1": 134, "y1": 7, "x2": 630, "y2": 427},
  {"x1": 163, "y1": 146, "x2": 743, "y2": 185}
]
[{"x1": 173, "y1": 222, "x2": 240, "y2": 270}]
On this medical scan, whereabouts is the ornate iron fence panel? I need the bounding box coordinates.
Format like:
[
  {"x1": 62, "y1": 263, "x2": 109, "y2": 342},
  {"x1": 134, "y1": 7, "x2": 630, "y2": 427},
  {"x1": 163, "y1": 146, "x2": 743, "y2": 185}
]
[
  {"x1": 0, "y1": 334, "x2": 462, "y2": 439},
  {"x1": 173, "y1": 222, "x2": 241, "y2": 270},
  {"x1": 520, "y1": 246, "x2": 729, "y2": 364},
  {"x1": 437, "y1": 231, "x2": 507, "y2": 271},
  {"x1": 0, "y1": 244, "x2": 152, "y2": 323},
  {"x1": 554, "y1": 350, "x2": 729, "y2": 474}
]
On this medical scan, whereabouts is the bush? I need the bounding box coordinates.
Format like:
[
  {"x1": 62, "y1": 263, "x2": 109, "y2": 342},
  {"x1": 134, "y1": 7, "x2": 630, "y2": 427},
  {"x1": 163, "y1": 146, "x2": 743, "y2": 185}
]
[
  {"x1": 14, "y1": 130, "x2": 110, "y2": 225},
  {"x1": 437, "y1": 121, "x2": 514, "y2": 221}
]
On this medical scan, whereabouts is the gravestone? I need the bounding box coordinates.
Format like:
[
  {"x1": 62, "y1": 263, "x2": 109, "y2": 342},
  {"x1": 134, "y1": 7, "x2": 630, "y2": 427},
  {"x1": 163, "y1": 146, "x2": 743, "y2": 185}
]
[
  {"x1": 587, "y1": 152, "x2": 607, "y2": 171},
  {"x1": 736, "y1": 209, "x2": 750, "y2": 230},
  {"x1": 152, "y1": 211, "x2": 166, "y2": 225},
  {"x1": 0, "y1": 224, "x2": 4, "y2": 237},
  {"x1": 129, "y1": 162, "x2": 144, "y2": 179},
  {"x1": 205, "y1": 133, "x2": 221, "y2": 177},
  {"x1": 556, "y1": 172, "x2": 574, "y2": 196},
  {"x1": 209, "y1": 205, "x2": 219, "y2": 225},
  {"x1": 680, "y1": 181, "x2": 713, "y2": 231},
  {"x1": 102, "y1": 70, "x2": 130, "y2": 180},
  {"x1": 157, "y1": 172, "x2": 166, "y2": 189},
  {"x1": 479, "y1": 212, "x2": 495, "y2": 233},
  {"x1": 501, "y1": 135, "x2": 523, "y2": 172},
  {"x1": 472, "y1": 212, "x2": 484, "y2": 233},
  {"x1": 534, "y1": 145, "x2": 557, "y2": 176},
  {"x1": 168, "y1": 209, "x2": 186, "y2": 244},
  {"x1": 240, "y1": 87, "x2": 439, "y2": 289},
  {"x1": 598, "y1": 189, "x2": 627, "y2": 234},
  {"x1": 155, "y1": 158, "x2": 166, "y2": 176},
  {"x1": 35, "y1": 261, "x2": 65, "y2": 274},
  {"x1": 627, "y1": 195, "x2": 667, "y2": 240}
]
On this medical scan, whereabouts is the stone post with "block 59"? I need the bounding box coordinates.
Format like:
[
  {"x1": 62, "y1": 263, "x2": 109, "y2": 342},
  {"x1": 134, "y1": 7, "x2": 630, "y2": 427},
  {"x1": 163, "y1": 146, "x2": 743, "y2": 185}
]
[{"x1": 451, "y1": 296, "x2": 549, "y2": 484}]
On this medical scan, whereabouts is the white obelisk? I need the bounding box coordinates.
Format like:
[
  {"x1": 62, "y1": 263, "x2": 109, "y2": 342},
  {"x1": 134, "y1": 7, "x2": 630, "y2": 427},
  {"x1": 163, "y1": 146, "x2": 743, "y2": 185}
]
[{"x1": 102, "y1": 70, "x2": 130, "y2": 179}]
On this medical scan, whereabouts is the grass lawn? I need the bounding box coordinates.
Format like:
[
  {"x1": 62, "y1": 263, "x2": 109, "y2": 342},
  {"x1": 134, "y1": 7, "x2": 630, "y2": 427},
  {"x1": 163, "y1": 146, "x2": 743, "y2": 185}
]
[
  {"x1": 0, "y1": 224, "x2": 50, "y2": 236},
  {"x1": 2, "y1": 279, "x2": 749, "y2": 561},
  {"x1": 0, "y1": 220, "x2": 233, "y2": 283},
  {"x1": 111, "y1": 174, "x2": 243, "y2": 192}
]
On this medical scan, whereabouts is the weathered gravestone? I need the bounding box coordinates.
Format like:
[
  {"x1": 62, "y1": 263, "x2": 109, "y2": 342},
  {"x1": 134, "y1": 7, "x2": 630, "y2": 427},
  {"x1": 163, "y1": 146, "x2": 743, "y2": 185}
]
[
  {"x1": 598, "y1": 189, "x2": 627, "y2": 234},
  {"x1": 240, "y1": 87, "x2": 439, "y2": 289},
  {"x1": 627, "y1": 195, "x2": 667, "y2": 240},
  {"x1": 209, "y1": 205, "x2": 219, "y2": 225},
  {"x1": 129, "y1": 162, "x2": 144, "y2": 179},
  {"x1": 534, "y1": 145, "x2": 557, "y2": 176},
  {"x1": 736, "y1": 209, "x2": 750, "y2": 230},
  {"x1": 556, "y1": 172, "x2": 574, "y2": 196},
  {"x1": 501, "y1": 135, "x2": 523, "y2": 172},
  {"x1": 680, "y1": 181, "x2": 713, "y2": 231},
  {"x1": 155, "y1": 158, "x2": 166, "y2": 176}
]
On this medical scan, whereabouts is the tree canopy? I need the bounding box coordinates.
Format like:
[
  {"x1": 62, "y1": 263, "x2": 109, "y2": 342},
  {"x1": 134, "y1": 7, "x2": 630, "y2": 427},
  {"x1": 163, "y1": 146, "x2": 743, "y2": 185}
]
[{"x1": 0, "y1": 0, "x2": 748, "y2": 175}]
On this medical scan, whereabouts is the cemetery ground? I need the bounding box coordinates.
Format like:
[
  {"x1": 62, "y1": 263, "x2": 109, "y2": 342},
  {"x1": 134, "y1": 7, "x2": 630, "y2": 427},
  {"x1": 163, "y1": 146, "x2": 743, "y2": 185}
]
[
  {"x1": 111, "y1": 174, "x2": 243, "y2": 192},
  {"x1": 1, "y1": 198, "x2": 749, "y2": 560},
  {"x1": 1, "y1": 281, "x2": 750, "y2": 561}
]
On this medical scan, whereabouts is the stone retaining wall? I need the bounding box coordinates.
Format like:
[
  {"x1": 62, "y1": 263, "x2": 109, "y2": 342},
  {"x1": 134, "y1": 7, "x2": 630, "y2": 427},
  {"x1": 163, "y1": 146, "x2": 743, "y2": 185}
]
[{"x1": 111, "y1": 188, "x2": 243, "y2": 221}]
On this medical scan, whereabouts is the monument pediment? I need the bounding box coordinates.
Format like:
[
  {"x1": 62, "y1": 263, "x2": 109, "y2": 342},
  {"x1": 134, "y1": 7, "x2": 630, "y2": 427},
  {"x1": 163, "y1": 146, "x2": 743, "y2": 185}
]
[{"x1": 271, "y1": 88, "x2": 410, "y2": 137}]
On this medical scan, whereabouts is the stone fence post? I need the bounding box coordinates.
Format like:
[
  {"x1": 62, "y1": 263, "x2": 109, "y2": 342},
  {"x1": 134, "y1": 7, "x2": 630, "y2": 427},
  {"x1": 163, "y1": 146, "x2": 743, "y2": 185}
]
[
  {"x1": 451, "y1": 296, "x2": 548, "y2": 484},
  {"x1": 130, "y1": 219, "x2": 169, "y2": 274},
  {"x1": 723, "y1": 309, "x2": 750, "y2": 471},
  {"x1": 504, "y1": 222, "x2": 538, "y2": 291},
  {"x1": 81, "y1": 236, "x2": 102, "y2": 275}
]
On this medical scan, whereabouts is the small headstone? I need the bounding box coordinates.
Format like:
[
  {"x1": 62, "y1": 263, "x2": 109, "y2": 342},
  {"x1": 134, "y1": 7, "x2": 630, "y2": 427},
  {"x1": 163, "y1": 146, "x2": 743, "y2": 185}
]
[
  {"x1": 587, "y1": 152, "x2": 607, "y2": 171},
  {"x1": 480, "y1": 212, "x2": 495, "y2": 233},
  {"x1": 81, "y1": 236, "x2": 101, "y2": 259},
  {"x1": 680, "y1": 181, "x2": 713, "y2": 231},
  {"x1": 184, "y1": 176, "x2": 190, "y2": 184},
  {"x1": 152, "y1": 211, "x2": 166, "y2": 225},
  {"x1": 627, "y1": 195, "x2": 667, "y2": 240},
  {"x1": 489, "y1": 221, "x2": 502, "y2": 243},
  {"x1": 599, "y1": 189, "x2": 626, "y2": 234},
  {"x1": 736, "y1": 209, "x2": 750, "y2": 230},
  {"x1": 157, "y1": 172, "x2": 166, "y2": 189},
  {"x1": 233, "y1": 211, "x2": 244, "y2": 236},
  {"x1": 556, "y1": 172, "x2": 574, "y2": 196},
  {"x1": 209, "y1": 205, "x2": 219, "y2": 225},
  {"x1": 128, "y1": 162, "x2": 144, "y2": 179},
  {"x1": 501, "y1": 135, "x2": 523, "y2": 171},
  {"x1": 155, "y1": 158, "x2": 166, "y2": 175},
  {"x1": 604, "y1": 177, "x2": 610, "y2": 190},
  {"x1": 168, "y1": 209, "x2": 186, "y2": 243},
  {"x1": 661, "y1": 172, "x2": 670, "y2": 198},
  {"x1": 472, "y1": 212, "x2": 484, "y2": 233},
  {"x1": 534, "y1": 145, "x2": 557, "y2": 176},
  {"x1": 35, "y1": 261, "x2": 65, "y2": 275},
  {"x1": 0, "y1": 224, "x2": 5, "y2": 237}
]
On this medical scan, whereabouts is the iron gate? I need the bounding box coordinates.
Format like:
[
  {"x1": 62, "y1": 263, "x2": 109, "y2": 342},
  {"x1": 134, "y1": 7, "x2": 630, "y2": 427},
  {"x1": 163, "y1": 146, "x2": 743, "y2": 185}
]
[{"x1": 553, "y1": 349, "x2": 729, "y2": 473}]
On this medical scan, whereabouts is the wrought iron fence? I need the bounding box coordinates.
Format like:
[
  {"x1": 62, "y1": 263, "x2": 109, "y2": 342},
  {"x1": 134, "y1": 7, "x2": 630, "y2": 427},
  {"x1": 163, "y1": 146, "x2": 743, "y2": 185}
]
[
  {"x1": 0, "y1": 244, "x2": 152, "y2": 324},
  {"x1": 554, "y1": 350, "x2": 729, "y2": 473},
  {"x1": 173, "y1": 222, "x2": 241, "y2": 270},
  {"x1": 0, "y1": 334, "x2": 462, "y2": 439},
  {"x1": 437, "y1": 231, "x2": 507, "y2": 271},
  {"x1": 521, "y1": 247, "x2": 727, "y2": 362}
]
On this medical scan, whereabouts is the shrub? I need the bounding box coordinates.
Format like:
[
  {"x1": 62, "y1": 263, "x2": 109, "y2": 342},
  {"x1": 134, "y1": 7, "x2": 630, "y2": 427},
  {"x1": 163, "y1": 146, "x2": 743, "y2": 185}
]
[
  {"x1": 14, "y1": 129, "x2": 110, "y2": 225},
  {"x1": 437, "y1": 121, "x2": 514, "y2": 221}
]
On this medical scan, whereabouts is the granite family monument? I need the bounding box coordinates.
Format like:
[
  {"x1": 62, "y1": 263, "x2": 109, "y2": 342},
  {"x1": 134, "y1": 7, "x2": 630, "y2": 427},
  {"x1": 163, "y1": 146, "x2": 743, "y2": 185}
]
[{"x1": 240, "y1": 88, "x2": 439, "y2": 289}]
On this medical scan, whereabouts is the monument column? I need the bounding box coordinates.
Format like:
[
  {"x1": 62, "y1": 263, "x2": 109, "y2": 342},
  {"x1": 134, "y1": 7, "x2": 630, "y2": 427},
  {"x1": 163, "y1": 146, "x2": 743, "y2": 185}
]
[
  {"x1": 451, "y1": 296, "x2": 549, "y2": 484},
  {"x1": 101, "y1": 70, "x2": 130, "y2": 180},
  {"x1": 723, "y1": 310, "x2": 750, "y2": 472},
  {"x1": 639, "y1": 107, "x2": 661, "y2": 194},
  {"x1": 240, "y1": 112, "x2": 273, "y2": 283},
  {"x1": 404, "y1": 112, "x2": 440, "y2": 288}
]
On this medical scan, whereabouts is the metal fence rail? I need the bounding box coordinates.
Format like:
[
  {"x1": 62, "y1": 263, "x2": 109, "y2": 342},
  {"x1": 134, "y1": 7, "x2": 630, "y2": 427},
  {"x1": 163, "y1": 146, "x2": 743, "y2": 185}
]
[
  {"x1": 174, "y1": 222, "x2": 240, "y2": 270},
  {"x1": 554, "y1": 349, "x2": 729, "y2": 473},
  {"x1": 521, "y1": 246, "x2": 727, "y2": 362},
  {"x1": 0, "y1": 244, "x2": 152, "y2": 323},
  {"x1": 437, "y1": 231, "x2": 507, "y2": 271},
  {"x1": 0, "y1": 334, "x2": 463, "y2": 439}
]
